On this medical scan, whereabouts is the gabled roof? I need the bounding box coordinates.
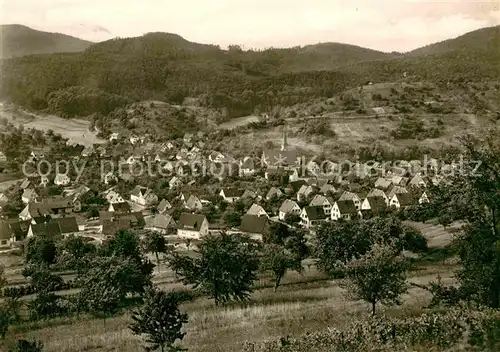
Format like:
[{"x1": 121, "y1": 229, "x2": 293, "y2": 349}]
[
  {"x1": 221, "y1": 188, "x2": 243, "y2": 198},
  {"x1": 288, "y1": 180, "x2": 307, "y2": 192},
  {"x1": 186, "y1": 195, "x2": 202, "y2": 209},
  {"x1": 178, "y1": 213, "x2": 207, "y2": 231},
  {"x1": 365, "y1": 196, "x2": 387, "y2": 213},
  {"x1": 239, "y1": 214, "x2": 269, "y2": 234},
  {"x1": 111, "y1": 202, "x2": 131, "y2": 213},
  {"x1": 56, "y1": 217, "x2": 79, "y2": 234},
  {"x1": 130, "y1": 185, "x2": 147, "y2": 197},
  {"x1": 22, "y1": 188, "x2": 38, "y2": 200},
  {"x1": 367, "y1": 188, "x2": 388, "y2": 198},
  {"x1": 41, "y1": 196, "x2": 74, "y2": 210},
  {"x1": 279, "y1": 199, "x2": 300, "y2": 213},
  {"x1": 303, "y1": 206, "x2": 328, "y2": 221},
  {"x1": 145, "y1": 214, "x2": 173, "y2": 230},
  {"x1": 241, "y1": 157, "x2": 255, "y2": 169},
  {"x1": 157, "y1": 199, "x2": 172, "y2": 213},
  {"x1": 21, "y1": 203, "x2": 51, "y2": 218},
  {"x1": 394, "y1": 192, "x2": 417, "y2": 207},
  {"x1": 374, "y1": 177, "x2": 392, "y2": 190},
  {"x1": 30, "y1": 221, "x2": 62, "y2": 238},
  {"x1": 241, "y1": 189, "x2": 258, "y2": 199},
  {"x1": 266, "y1": 187, "x2": 283, "y2": 199},
  {"x1": 335, "y1": 200, "x2": 358, "y2": 214},
  {"x1": 246, "y1": 204, "x2": 267, "y2": 216},
  {"x1": 339, "y1": 191, "x2": 359, "y2": 201}
]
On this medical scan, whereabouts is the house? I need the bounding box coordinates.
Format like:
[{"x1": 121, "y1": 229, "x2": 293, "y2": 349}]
[
  {"x1": 108, "y1": 202, "x2": 131, "y2": 213},
  {"x1": 331, "y1": 200, "x2": 358, "y2": 221},
  {"x1": 339, "y1": 191, "x2": 362, "y2": 210},
  {"x1": 246, "y1": 204, "x2": 268, "y2": 218},
  {"x1": 241, "y1": 189, "x2": 258, "y2": 200},
  {"x1": 418, "y1": 191, "x2": 430, "y2": 204},
  {"x1": 20, "y1": 178, "x2": 33, "y2": 190},
  {"x1": 300, "y1": 206, "x2": 328, "y2": 228},
  {"x1": 366, "y1": 188, "x2": 390, "y2": 205},
  {"x1": 374, "y1": 177, "x2": 392, "y2": 190},
  {"x1": 309, "y1": 194, "x2": 335, "y2": 216},
  {"x1": 130, "y1": 186, "x2": 158, "y2": 206},
  {"x1": 306, "y1": 161, "x2": 321, "y2": 176},
  {"x1": 319, "y1": 183, "x2": 336, "y2": 195},
  {"x1": 297, "y1": 185, "x2": 316, "y2": 202},
  {"x1": 144, "y1": 214, "x2": 174, "y2": 234},
  {"x1": 386, "y1": 185, "x2": 409, "y2": 200},
  {"x1": 100, "y1": 211, "x2": 145, "y2": 236},
  {"x1": 0, "y1": 221, "x2": 14, "y2": 249},
  {"x1": 103, "y1": 172, "x2": 118, "y2": 185},
  {"x1": 361, "y1": 196, "x2": 388, "y2": 215},
  {"x1": 169, "y1": 176, "x2": 183, "y2": 189},
  {"x1": 19, "y1": 203, "x2": 51, "y2": 221},
  {"x1": 266, "y1": 187, "x2": 283, "y2": 200},
  {"x1": 0, "y1": 193, "x2": 9, "y2": 209},
  {"x1": 54, "y1": 173, "x2": 71, "y2": 186},
  {"x1": 239, "y1": 214, "x2": 270, "y2": 241},
  {"x1": 391, "y1": 175, "x2": 408, "y2": 187},
  {"x1": 389, "y1": 193, "x2": 417, "y2": 209},
  {"x1": 109, "y1": 133, "x2": 119, "y2": 142},
  {"x1": 27, "y1": 217, "x2": 79, "y2": 239},
  {"x1": 103, "y1": 189, "x2": 125, "y2": 204},
  {"x1": 157, "y1": 199, "x2": 172, "y2": 214},
  {"x1": 409, "y1": 174, "x2": 427, "y2": 188},
  {"x1": 7, "y1": 219, "x2": 31, "y2": 244},
  {"x1": 177, "y1": 213, "x2": 209, "y2": 239},
  {"x1": 40, "y1": 195, "x2": 80, "y2": 214},
  {"x1": 219, "y1": 188, "x2": 243, "y2": 203},
  {"x1": 264, "y1": 166, "x2": 285, "y2": 181},
  {"x1": 185, "y1": 195, "x2": 203, "y2": 212},
  {"x1": 286, "y1": 180, "x2": 307, "y2": 195},
  {"x1": 278, "y1": 199, "x2": 301, "y2": 221},
  {"x1": 21, "y1": 188, "x2": 38, "y2": 204},
  {"x1": 239, "y1": 157, "x2": 256, "y2": 177}
]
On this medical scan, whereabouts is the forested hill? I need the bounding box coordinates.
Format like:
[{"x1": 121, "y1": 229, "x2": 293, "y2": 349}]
[
  {"x1": 0, "y1": 25, "x2": 499, "y2": 119},
  {"x1": 0, "y1": 24, "x2": 93, "y2": 58}
]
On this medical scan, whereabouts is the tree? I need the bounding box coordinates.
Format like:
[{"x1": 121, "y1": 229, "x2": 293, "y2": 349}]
[
  {"x1": 24, "y1": 236, "x2": 57, "y2": 266},
  {"x1": 130, "y1": 288, "x2": 188, "y2": 352},
  {"x1": 144, "y1": 231, "x2": 168, "y2": 272},
  {"x1": 284, "y1": 213, "x2": 301, "y2": 227},
  {"x1": 23, "y1": 265, "x2": 64, "y2": 293},
  {"x1": 27, "y1": 291, "x2": 66, "y2": 321},
  {"x1": 260, "y1": 244, "x2": 302, "y2": 291},
  {"x1": 343, "y1": 244, "x2": 408, "y2": 316},
  {"x1": 169, "y1": 234, "x2": 259, "y2": 305},
  {"x1": 77, "y1": 256, "x2": 153, "y2": 316},
  {"x1": 0, "y1": 265, "x2": 6, "y2": 290}
]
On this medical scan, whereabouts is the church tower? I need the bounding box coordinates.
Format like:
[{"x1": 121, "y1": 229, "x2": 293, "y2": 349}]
[{"x1": 281, "y1": 124, "x2": 287, "y2": 151}]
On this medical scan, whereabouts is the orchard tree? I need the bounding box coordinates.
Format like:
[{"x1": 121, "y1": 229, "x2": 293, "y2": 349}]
[
  {"x1": 24, "y1": 236, "x2": 57, "y2": 266},
  {"x1": 170, "y1": 233, "x2": 259, "y2": 305},
  {"x1": 9, "y1": 339, "x2": 44, "y2": 352},
  {"x1": 130, "y1": 288, "x2": 188, "y2": 352},
  {"x1": 260, "y1": 244, "x2": 302, "y2": 291},
  {"x1": 343, "y1": 244, "x2": 408, "y2": 316},
  {"x1": 143, "y1": 231, "x2": 168, "y2": 272}
]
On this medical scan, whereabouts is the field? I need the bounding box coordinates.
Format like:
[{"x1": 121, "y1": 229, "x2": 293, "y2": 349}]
[
  {"x1": 0, "y1": 221, "x2": 460, "y2": 351},
  {"x1": 0, "y1": 103, "x2": 105, "y2": 147}
]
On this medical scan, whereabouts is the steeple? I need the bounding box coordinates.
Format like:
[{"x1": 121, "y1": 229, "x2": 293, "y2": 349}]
[{"x1": 281, "y1": 124, "x2": 287, "y2": 151}]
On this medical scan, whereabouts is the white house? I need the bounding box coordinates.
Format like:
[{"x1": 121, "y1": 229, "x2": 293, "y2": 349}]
[
  {"x1": 266, "y1": 187, "x2": 283, "y2": 200},
  {"x1": 366, "y1": 188, "x2": 390, "y2": 205},
  {"x1": 130, "y1": 186, "x2": 158, "y2": 206},
  {"x1": 246, "y1": 204, "x2": 268, "y2": 218},
  {"x1": 361, "y1": 196, "x2": 388, "y2": 215},
  {"x1": 177, "y1": 213, "x2": 209, "y2": 239},
  {"x1": 21, "y1": 188, "x2": 38, "y2": 204},
  {"x1": 103, "y1": 189, "x2": 125, "y2": 204},
  {"x1": 54, "y1": 173, "x2": 71, "y2": 186},
  {"x1": 185, "y1": 195, "x2": 203, "y2": 212},
  {"x1": 300, "y1": 206, "x2": 328, "y2": 228},
  {"x1": 144, "y1": 214, "x2": 174, "y2": 234},
  {"x1": 389, "y1": 193, "x2": 416, "y2": 209},
  {"x1": 409, "y1": 174, "x2": 427, "y2": 188},
  {"x1": 278, "y1": 199, "x2": 301, "y2": 221},
  {"x1": 309, "y1": 194, "x2": 335, "y2": 216},
  {"x1": 239, "y1": 157, "x2": 256, "y2": 177},
  {"x1": 109, "y1": 133, "x2": 119, "y2": 142},
  {"x1": 331, "y1": 200, "x2": 358, "y2": 221}
]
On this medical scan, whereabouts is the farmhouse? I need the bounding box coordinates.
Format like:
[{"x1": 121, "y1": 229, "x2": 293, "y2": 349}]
[
  {"x1": 130, "y1": 186, "x2": 158, "y2": 206},
  {"x1": 185, "y1": 195, "x2": 203, "y2": 212},
  {"x1": 219, "y1": 188, "x2": 243, "y2": 203},
  {"x1": 239, "y1": 214, "x2": 269, "y2": 241},
  {"x1": 157, "y1": 199, "x2": 172, "y2": 213},
  {"x1": 108, "y1": 202, "x2": 131, "y2": 213},
  {"x1": 246, "y1": 204, "x2": 268, "y2": 218},
  {"x1": 361, "y1": 196, "x2": 388, "y2": 215},
  {"x1": 309, "y1": 194, "x2": 335, "y2": 216},
  {"x1": 389, "y1": 193, "x2": 417, "y2": 209},
  {"x1": 177, "y1": 213, "x2": 209, "y2": 239},
  {"x1": 300, "y1": 206, "x2": 328, "y2": 228},
  {"x1": 331, "y1": 200, "x2": 358, "y2": 221},
  {"x1": 339, "y1": 191, "x2": 362, "y2": 210},
  {"x1": 266, "y1": 187, "x2": 283, "y2": 200},
  {"x1": 144, "y1": 214, "x2": 174, "y2": 234},
  {"x1": 278, "y1": 199, "x2": 301, "y2": 221}
]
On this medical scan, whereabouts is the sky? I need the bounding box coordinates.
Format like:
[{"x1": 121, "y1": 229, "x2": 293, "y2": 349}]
[{"x1": 0, "y1": 0, "x2": 499, "y2": 52}]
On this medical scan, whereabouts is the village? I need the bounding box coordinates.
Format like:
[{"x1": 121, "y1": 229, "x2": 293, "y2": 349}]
[{"x1": 0, "y1": 124, "x2": 447, "y2": 252}]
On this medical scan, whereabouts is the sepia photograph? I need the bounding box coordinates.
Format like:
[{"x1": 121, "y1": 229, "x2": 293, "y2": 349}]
[{"x1": 0, "y1": 0, "x2": 499, "y2": 351}]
